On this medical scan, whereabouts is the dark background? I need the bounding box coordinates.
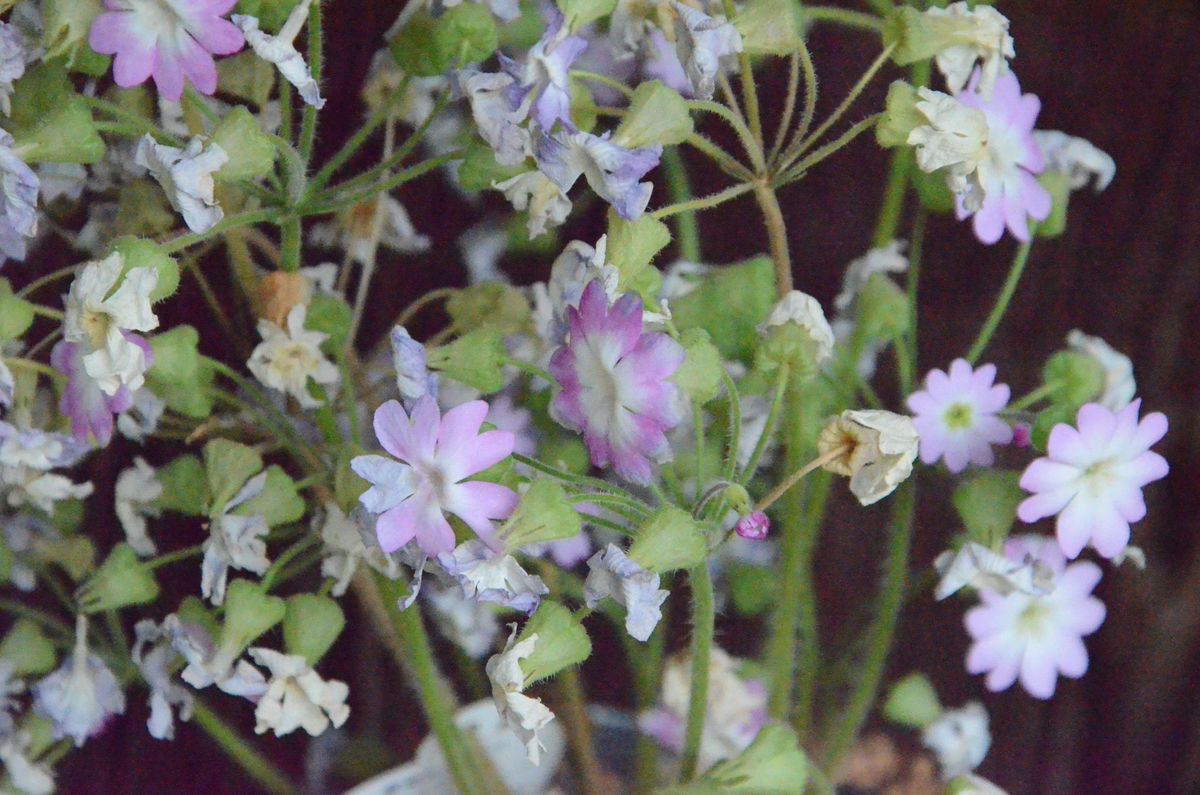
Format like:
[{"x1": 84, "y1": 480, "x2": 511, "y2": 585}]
[{"x1": 45, "y1": 1, "x2": 1200, "y2": 792}]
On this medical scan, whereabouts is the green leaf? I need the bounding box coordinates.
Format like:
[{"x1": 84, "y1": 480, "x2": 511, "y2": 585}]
[
  {"x1": 0, "y1": 279, "x2": 35, "y2": 342},
  {"x1": 204, "y1": 439, "x2": 264, "y2": 515},
  {"x1": 671, "y1": 257, "x2": 776, "y2": 363},
  {"x1": 284, "y1": 594, "x2": 345, "y2": 665},
  {"x1": 156, "y1": 455, "x2": 210, "y2": 516},
  {"x1": 952, "y1": 470, "x2": 1023, "y2": 547},
  {"x1": 234, "y1": 465, "x2": 306, "y2": 528},
  {"x1": 8, "y1": 60, "x2": 104, "y2": 164},
  {"x1": 146, "y1": 326, "x2": 215, "y2": 419}
]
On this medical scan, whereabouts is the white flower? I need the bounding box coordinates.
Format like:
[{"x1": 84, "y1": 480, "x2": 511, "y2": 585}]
[
  {"x1": 437, "y1": 540, "x2": 549, "y2": 614},
  {"x1": 934, "y1": 542, "x2": 1054, "y2": 601},
  {"x1": 233, "y1": 0, "x2": 325, "y2": 108},
  {"x1": 32, "y1": 616, "x2": 126, "y2": 747},
  {"x1": 923, "y1": 702, "x2": 990, "y2": 778},
  {"x1": 493, "y1": 171, "x2": 571, "y2": 240},
  {"x1": 201, "y1": 472, "x2": 272, "y2": 605},
  {"x1": 1032, "y1": 130, "x2": 1115, "y2": 192},
  {"x1": 247, "y1": 304, "x2": 339, "y2": 409},
  {"x1": 162, "y1": 614, "x2": 267, "y2": 698},
  {"x1": 818, "y1": 410, "x2": 919, "y2": 506},
  {"x1": 0, "y1": 732, "x2": 54, "y2": 795},
  {"x1": 584, "y1": 544, "x2": 668, "y2": 642},
  {"x1": 485, "y1": 626, "x2": 555, "y2": 766},
  {"x1": 309, "y1": 195, "x2": 430, "y2": 265},
  {"x1": 0, "y1": 358, "x2": 12, "y2": 410},
  {"x1": 908, "y1": 88, "x2": 989, "y2": 204},
  {"x1": 456, "y1": 69, "x2": 532, "y2": 167},
  {"x1": 63, "y1": 252, "x2": 160, "y2": 395},
  {"x1": 759, "y1": 290, "x2": 836, "y2": 367},
  {"x1": 131, "y1": 619, "x2": 195, "y2": 741},
  {"x1": 115, "y1": 457, "x2": 162, "y2": 557},
  {"x1": 672, "y1": 2, "x2": 743, "y2": 102},
  {"x1": 428, "y1": 586, "x2": 501, "y2": 659},
  {"x1": 319, "y1": 502, "x2": 381, "y2": 597},
  {"x1": 925, "y1": 2, "x2": 1014, "y2": 98},
  {"x1": 1066, "y1": 329, "x2": 1135, "y2": 411},
  {"x1": 8, "y1": 472, "x2": 93, "y2": 514},
  {"x1": 135, "y1": 135, "x2": 228, "y2": 234},
  {"x1": 247, "y1": 647, "x2": 350, "y2": 737},
  {"x1": 459, "y1": 222, "x2": 510, "y2": 285},
  {"x1": 0, "y1": 21, "x2": 26, "y2": 116}
]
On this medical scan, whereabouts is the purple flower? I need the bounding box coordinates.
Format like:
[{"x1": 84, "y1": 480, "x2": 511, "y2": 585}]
[
  {"x1": 456, "y1": 69, "x2": 532, "y2": 167},
  {"x1": 0, "y1": 130, "x2": 38, "y2": 265},
  {"x1": 500, "y1": 6, "x2": 587, "y2": 131},
  {"x1": 906, "y1": 359, "x2": 1013, "y2": 473},
  {"x1": 549, "y1": 281, "x2": 684, "y2": 484},
  {"x1": 642, "y1": 30, "x2": 690, "y2": 96},
  {"x1": 436, "y1": 539, "x2": 549, "y2": 614},
  {"x1": 965, "y1": 534, "x2": 1105, "y2": 699},
  {"x1": 535, "y1": 129, "x2": 661, "y2": 220},
  {"x1": 953, "y1": 70, "x2": 1051, "y2": 244},
  {"x1": 1018, "y1": 400, "x2": 1168, "y2": 560},
  {"x1": 52, "y1": 335, "x2": 152, "y2": 448},
  {"x1": 734, "y1": 512, "x2": 769, "y2": 541},
  {"x1": 351, "y1": 396, "x2": 519, "y2": 556},
  {"x1": 89, "y1": 0, "x2": 245, "y2": 101}
]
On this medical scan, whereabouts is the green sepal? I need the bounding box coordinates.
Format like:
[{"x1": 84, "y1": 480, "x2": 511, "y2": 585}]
[
  {"x1": 203, "y1": 439, "x2": 264, "y2": 515},
  {"x1": 446, "y1": 284, "x2": 532, "y2": 336},
  {"x1": 952, "y1": 471, "x2": 1023, "y2": 548},
  {"x1": 629, "y1": 506, "x2": 708, "y2": 574},
  {"x1": 883, "y1": 672, "x2": 942, "y2": 729},
  {"x1": 1042, "y1": 351, "x2": 1104, "y2": 410},
  {"x1": 0, "y1": 279, "x2": 35, "y2": 343},
  {"x1": 146, "y1": 326, "x2": 216, "y2": 419},
  {"x1": 211, "y1": 107, "x2": 276, "y2": 182},
  {"x1": 425, "y1": 328, "x2": 508, "y2": 394},
  {"x1": 156, "y1": 455, "x2": 210, "y2": 517},
  {"x1": 8, "y1": 60, "x2": 104, "y2": 164},
  {"x1": 673, "y1": 328, "x2": 724, "y2": 405},
  {"x1": 516, "y1": 601, "x2": 591, "y2": 685},
  {"x1": 307, "y1": 293, "x2": 353, "y2": 355},
  {"x1": 498, "y1": 480, "x2": 582, "y2": 553},
  {"x1": 605, "y1": 210, "x2": 671, "y2": 302},
  {"x1": 234, "y1": 465, "x2": 306, "y2": 528},
  {"x1": 219, "y1": 579, "x2": 286, "y2": 656},
  {"x1": 1035, "y1": 170, "x2": 1071, "y2": 239},
  {"x1": 736, "y1": 0, "x2": 803, "y2": 56},
  {"x1": 614, "y1": 81, "x2": 694, "y2": 150},
  {"x1": 0, "y1": 620, "x2": 57, "y2": 677},
  {"x1": 110, "y1": 237, "x2": 180, "y2": 302},
  {"x1": 76, "y1": 544, "x2": 160, "y2": 613},
  {"x1": 283, "y1": 594, "x2": 346, "y2": 666},
  {"x1": 671, "y1": 256, "x2": 775, "y2": 363}
]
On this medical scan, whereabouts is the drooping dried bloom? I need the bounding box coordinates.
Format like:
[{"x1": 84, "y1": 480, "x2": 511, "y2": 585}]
[
  {"x1": 923, "y1": 701, "x2": 990, "y2": 779},
  {"x1": 247, "y1": 305, "x2": 339, "y2": 409},
  {"x1": 671, "y1": 2, "x2": 743, "y2": 102},
  {"x1": 247, "y1": 647, "x2": 350, "y2": 737},
  {"x1": 233, "y1": 0, "x2": 324, "y2": 107},
  {"x1": 486, "y1": 627, "x2": 555, "y2": 765},
  {"x1": 818, "y1": 410, "x2": 918, "y2": 506},
  {"x1": 135, "y1": 135, "x2": 228, "y2": 233},
  {"x1": 584, "y1": 543, "x2": 668, "y2": 642},
  {"x1": 32, "y1": 617, "x2": 126, "y2": 747}
]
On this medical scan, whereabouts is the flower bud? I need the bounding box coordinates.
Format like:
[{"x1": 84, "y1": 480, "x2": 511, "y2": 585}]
[
  {"x1": 883, "y1": 672, "x2": 942, "y2": 729},
  {"x1": 614, "y1": 81, "x2": 694, "y2": 150},
  {"x1": 498, "y1": 480, "x2": 582, "y2": 554},
  {"x1": 818, "y1": 410, "x2": 918, "y2": 506},
  {"x1": 0, "y1": 619, "x2": 57, "y2": 676},
  {"x1": 283, "y1": 594, "x2": 346, "y2": 666},
  {"x1": 757, "y1": 290, "x2": 835, "y2": 379},
  {"x1": 1042, "y1": 351, "x2": 1105, "y2": 409},
  {"x1": 734, "y1": 511, "x2": 770, "y2": 541},
  {"x1": 628, "y1": 505, "x2": 708, "y2": 573},
  {"x1": 257, "y1": 271, "x2": 311, "y2": 327},
  {"x1": 210, "y1": 107, "x2": 276, "y2": 182},
  {"x1": 425, "y1": 328, "x2": 507, "y2": 394},
  {"x1": 76, "y1": 544, "x2": 160, "y2": 613},
  {"x1": 516, "y1": 601, "x2": 592, "y2": 685}
]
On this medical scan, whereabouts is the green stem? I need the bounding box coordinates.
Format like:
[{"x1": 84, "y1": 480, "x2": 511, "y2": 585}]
[
  {"x1": 310, "y1": 76, "x2": 412, "y2": 192},
  {"x1": 298, "y1": 0, "x2": 323, "y2": 165},
  {"x1": 822, "y1": 480, "x2": 915, "y2": 769},
  {"x1": 661, "y1": 147, "x2": 701, "y2": 261},
  {"x1": 753, "y1": 182, "x2": 793, "y2": 295},
  {"x1": 871, "y1": 150, "x2": 911, "y2": 248},
  {"x1": 966, "y1": 240, "x2": 1034, "y2": 364},
  {"x1": 261, "y1": 535, "x2": 318, "y2": 591},
  {"x1": 1009, "y1": 382, "x2": 1057, "y2": 413},
  {"x1": 279, "y1": 216, "x2": 302, "y2": 273},
  {"x1": 679, "y1": 564, "x2": 715, "y2": 782},
  {"x1": 304, "y1": 152, "x2": 459, "y2": 216},
  {"x1": 574, "y1": 69, "x2": 635, "y2": 98},
  {"x1": 776, "y1": 113, "x2": 883, "y2": 186},
  {"x1": 688, "y1": 100, "x2": 763, "y2": 173},
  {"x1": 803, "y1": 6, "x2": 885, "y2": 32},
  {"x1": 684, "y1": 133, "x2": 754, "y2": 182},
  {"x1": 505, "y1": 356, "x2": 554, "y2": 384},
  {"x1": 81, "y1": 96, "x2": 183, "y2": 146},
  {"x1": 792, "y1": 470, "x2": 831, "y2": 739},
  {"x1": 16, "y1": 263, "x2": 80, "y2": 298},
  {"x1": 556, "y1": 669, "x2": 606, "y2": 795},
  {"x1": 721, "y1": 0, "x2": 763, "y2": 154},
  {"x1": 899, "y1": 209, "x2": 925, "y2": 395},
  {"x1": 768, "y1": 53, "x2": 801, "y2": 165},
  {"x1": 719, "y1": 369, "x2": 742, "y2": 484},
  {"x1": 651, "y1": 182, "x2": 753, "y2": 220},
  {"x1": 191, "y1": 700, "x2": 294, "y2": 795},
  {"x1": 160, "y1": 209, "x2": 276, "y2": 255},
  {"x1": 740, "y1": 364, "x2": 789, "y2": 482},
  {"x1": 145, "y1": 544, "x2": 204, "y2": 571}
]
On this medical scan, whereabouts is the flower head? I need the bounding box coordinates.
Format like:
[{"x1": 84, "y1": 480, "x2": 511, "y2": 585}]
[
  {"x1": 1018, "y1": 400, "x2": 1168, "y2": 559},
  {"x1": 32, "y1": 616, "x2": 126, "y2": 746},
  {"x1": 135, "y1": 134, "x2": 228, "y2": 233},
  {"x1": 923, "y1": 701, "x2": 990, "y2": 779},
  {"x1": 89, "y1": 0, "x2": 245, "y2": 101},
  {"x1": 352, "y1": 396, "x2": 518, "y2": 556},
  {"x1": 493, "y1": 170, "x2": 572, "y2": 240},
  {"x1": 437, "y1": 539, "x2": 549, "y2": 614},
  {"x1": 584, "y1": 543, "x2": 669, "y2": 641},
  {"x1": 671, "y1": 2, "x2": 743, "y2": 102},
  {"x1": 818, "y1": 410, "x2": 918, "y2": 506},
  {"x1": 233, "y1": 0, "x2": 324, "y2": 108},
  {"x1": 247, "y1": 647, "x2": 350, "y2": 737},
  {"x1": 907, "y1": 359, "x2": 1013, "y2": 473},
  {"x1": 0, "y1": 133, "x2": 37, "y2": 267},
  {"x1": 500, "y1": 6, "x2": 587, "y2": 130},
  {"x1": 964, "y1": 534, "x2": 1105, "y2": 699},
  {"x1": 247, "y1": 304, "x2": 339, "y2": 409},
  {"x1": 952, "y1": 71, "x2": 1051, "y2": 244},
  {"x1": 535, "y1": 129, "x2": 660, "y2": 221},
  {"x1": 486, "y1": 626, "x2": 556, "y2": 765},
  {"x1": 63, "y1": 252, "x2": 160, "y2": 395},
  {"x1": 549, "y1": 280, "x2": 685, "y2": 484}
]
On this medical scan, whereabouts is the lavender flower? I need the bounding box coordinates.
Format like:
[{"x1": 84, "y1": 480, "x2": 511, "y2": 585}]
[
  {"x1": 456, "y1": 69, "x2": 532, "y2": 167},
  {"x1": 584, "y1": 543, "x2": 668, "y2": 642},
  {"x1": 52, "y1": 336, "x2": 153, "y2": 447},
  {"x1": 500, "y1": 7, "x2": 587, "y2": 130},
  {"x1": 906, "y1": 359, "x2": 1014, "y2": 473},
  {"x1": 671, "y1": 2, "x2": 743, "y2": 102},
  {"x1": 436, "y1": 539, "x2": 549, "y2": 614},
  {"x1": 535, "y1": 129, "x2": 661, "y2": 221},
  {"x1": 0, "y1": 130, "x2": 38, "y2": 265},
  {"x1": 32, "y1": 617, "x2": 126, "y2": 747}
]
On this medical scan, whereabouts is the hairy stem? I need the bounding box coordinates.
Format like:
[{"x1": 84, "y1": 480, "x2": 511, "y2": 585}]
[{"x1": 679, "y1": 564, "x2": 715, "y2": 782}]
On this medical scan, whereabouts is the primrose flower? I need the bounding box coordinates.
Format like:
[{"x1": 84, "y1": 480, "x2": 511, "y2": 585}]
[
  {"x1": 493, "y1": 170, "x2": 572, "y2": 240},
  {"x1": 233, "y1": 0, "x2": 324, "y2": 108},
  {"x1": 33, "y1": 617, "x2": 126, "y2": 747},
  {"x1": 0, "y1": 130, "x2": 39, "y2": 265},
  {"x1": 907, "y1": 359, "x2": 1013, "y2": 473},
  {"x1": 437, "y1": 540, "x2": 549, "y2": 614},
  {"x1": 535, "y1": 129, "x2": 661, "y2": 221},
  {"x1": 247, "y1": 647, "x2": 350, "y2": 738},
  {"x1": 115, "y1": 457, "x2": 163, "y2": 556},
  {"x1": 908, "y1": 87, "x2": 989, "y2": 201},
  {"x1": 201, "y1": 472, "x2": 271, "y2": 605},
  {"x1": 1018, "y1": 400, "x2": 1168, "y2": 559},
  {"x1": 549, "y1": 280, "x2": 685, "y2": 484},
  {"x1": 953, "y1": 71, "x2": 1051, "y2": 244},
  {"x1": 671, "y1": 2, "x2": 743, "y2": 102},
  {"x1": 1066, "y1": 329, "x2": 1134, "y2": 410},
  {"x1": 964, "y1": 534, "x2": 1105, "y2": 699},
  {"x1": 247, "y1": 304, "x2": 339, "y2": 409},
  {"x1": 1033, "y1": 130, "x2": 1115, "y2": 193},
  {"x1": 486, "y1": 626, "x2": 555, "y2": 765},
  {"x1": 63, "y1": 252, "x2": 160, "y2": 396},
  {"x1": 135, "y1": 135, "x2": 228, "y2": 234},
  {"x1": 52, "y1": 335, "x2": 153, "y2": 447},
  {"x1": 89, "y1": 0, "x2": 245, "y2": 101},
  {"x1": 584, "y1": 543, "x2": 668, "y2": 642},
  {"x1": 500, "y1": 6, "x2": 586, "y2": 130},
  {"x1": 352, "y1": 396, "x2": 519, "y2": 556},
  {"x1": 924, "y1": 2, "x2": 1014, "y2": 98},
  {"x1": 923, "y1": 701, "x2": 990, "y2": 779},
  {"x1": 456, "y1": 69, "x2": 532, "y2": 167}
]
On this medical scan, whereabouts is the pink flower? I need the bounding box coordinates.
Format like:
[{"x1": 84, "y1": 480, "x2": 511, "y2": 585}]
[
  {"x1": 351, "y1": 396, "x2": 519, "y2": 557},
  {"x1": 734, "y1": 512, "x2": 769, "y2": 541},
  {"x1": 965, "y1": 534, "x2": 1105, "y2": 699},
  {"x1": 89, "y1": 0, "x2": 245, "y2": 101},
  {"x1": 954, "y1": 70, "x2": 1052, "y2": 245},
  {"x1": 906, "y1": 359, "x2": 1013, "y2": 473},
  {"x1": 51, "y1": 335, "x2": 152, "y2": 448},
  {"x1": 549, "y1": 280, "x2": 685, "y2": 484},
  {"x1": 1018, "y1": 400, "x2": 1168, "y2": 559}
]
